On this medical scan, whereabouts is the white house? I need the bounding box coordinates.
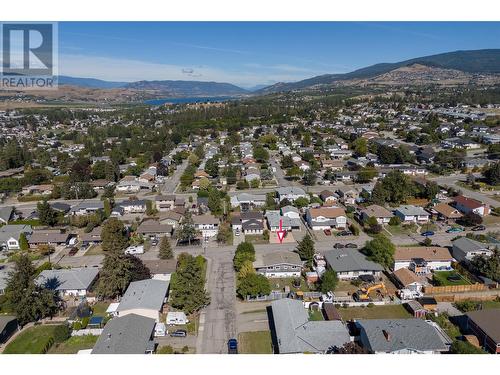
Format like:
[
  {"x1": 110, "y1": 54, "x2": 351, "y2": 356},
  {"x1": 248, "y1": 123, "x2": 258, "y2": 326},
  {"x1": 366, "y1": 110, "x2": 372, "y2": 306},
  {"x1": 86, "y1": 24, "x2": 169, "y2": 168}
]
[
  {"x1": 0, "y1": 224, "x2": 32, "y2": 251},
  {"x1": 193, "y1": 214, "x2": 219, "y2": 238},
  {"x1": 36, "y1": 268, "x2": 99, "y2": 297},
  {"x1": 393, "y1": 247, "x2": 454, "y2": 273},
  {"x1": 305, "y1": 207, "x2": 347, "y2": 230},
  {"x1": 394, "y1": 205, "x2": 430, "y2": 224},
  {"x1": 253, "y1": 252, "x2": 303, "y2": 278},
  {"x1": 276, "y1": 187, "x2": 307, "y2": 203}
]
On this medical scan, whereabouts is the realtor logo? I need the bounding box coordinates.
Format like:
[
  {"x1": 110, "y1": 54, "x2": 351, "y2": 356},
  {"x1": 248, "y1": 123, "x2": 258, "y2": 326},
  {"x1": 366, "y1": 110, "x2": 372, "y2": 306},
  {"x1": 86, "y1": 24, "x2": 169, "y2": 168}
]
[{"x1": 1, "y1": 22, "x2": 58, "y2": 89}]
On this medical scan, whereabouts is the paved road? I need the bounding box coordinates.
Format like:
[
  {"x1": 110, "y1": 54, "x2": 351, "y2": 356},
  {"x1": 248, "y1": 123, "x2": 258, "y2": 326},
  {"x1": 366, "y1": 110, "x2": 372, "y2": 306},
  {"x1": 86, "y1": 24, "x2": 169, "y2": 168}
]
[
  {"x1": 162, "y1": 160, "x2": 188, "y2": 194},
  {"x1": 197, "y1": 247, "x2": 237, "y2": 354}
]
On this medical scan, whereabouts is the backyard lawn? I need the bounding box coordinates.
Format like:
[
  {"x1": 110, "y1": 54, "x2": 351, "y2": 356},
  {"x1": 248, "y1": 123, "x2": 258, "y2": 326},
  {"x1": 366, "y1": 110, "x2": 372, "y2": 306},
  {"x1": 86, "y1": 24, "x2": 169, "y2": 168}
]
[
  {"x1": 433, "y1": 271, "x2": 471, "y2": 286},
  {"x1": 308, "y1": 309, "x2": 324, "y2": 321},
  {"x1": 267, "y1": 277, "x2": 314, "y2": 292},
  {"x1": 91, "y1": 301, "x2": 110, "y2": 317},
  {"x1": 49, "y1": 335, "x2": 98, "y2": 354},
  {"x1": 3, "y1": 325, "x2": 64, "y2": 354},
  {"x1": 238, "y1": 331, "x2": 273, "y2": 354},
  {"x1": 244, "y1": 234, "x2": 269, "y2": 245},
  {"x1": 338, "y1": 304, "x2": 412, "y2": 321}
]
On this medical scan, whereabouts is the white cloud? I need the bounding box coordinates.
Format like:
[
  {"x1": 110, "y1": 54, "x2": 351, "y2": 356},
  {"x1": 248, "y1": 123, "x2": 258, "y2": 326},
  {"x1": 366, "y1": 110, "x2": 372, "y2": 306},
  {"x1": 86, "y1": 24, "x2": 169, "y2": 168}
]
[{"x1": 58, "y1": 53, "x2": 326, "y2": 87}]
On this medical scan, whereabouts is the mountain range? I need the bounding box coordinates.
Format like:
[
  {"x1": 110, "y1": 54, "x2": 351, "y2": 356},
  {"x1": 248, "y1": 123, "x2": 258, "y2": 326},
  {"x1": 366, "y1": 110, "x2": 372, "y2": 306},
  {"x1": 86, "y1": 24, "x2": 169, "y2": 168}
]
[{"x1": 33, "y1": 49, "x2": 500, "y2": 100}]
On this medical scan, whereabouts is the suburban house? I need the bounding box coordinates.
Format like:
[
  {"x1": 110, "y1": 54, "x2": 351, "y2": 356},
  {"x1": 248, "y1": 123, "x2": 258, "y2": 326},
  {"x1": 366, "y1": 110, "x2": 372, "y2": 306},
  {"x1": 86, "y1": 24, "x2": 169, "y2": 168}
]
[
  {"x1": 319, "y1": 190, "x2": 338, "y2": 204},
  {"x1": 451, "y1": 237, "x2": 495, "y2": 263},
  {"x1": 336, "y1": 187, "x2": 359, "y2": 205},
  {"x1": 392, "y1": 267, "x2": 427, "y2": 293},
  {"x1": 230, "y1": 192, "x2": 266, "y2": 210},
  {"x1": 115, "y1": 279, "x2": 169, "y2": 322},
  {"x1": 21, "y1": 184, "x2": 53, "y2": 196},
  {"x1": 360, "y1": 205, "x2": 394, "y2": 225},
  {"x1": 154, "y1": 195, "x2": 176, "y2": 211},
  {"x1": 431, "y1": 203, "x2": 463, "y2": 222},
  {"x1": 80, "y1": 227, "x2": 102, "y2": 246},
  {"x1": 36, "y1": 267, "x2": 99, "y2": 297},
  {"x1": 69, "y1": 201, "x2": 104, "y2": 216},
  {"x1": 393, "y1": 247, "x2": 453, "y2": 273},
  {"x1": 466, "y1": 308, "x2": 500, "y2": 353},
  {"x1": 265, "y1": 210, "x2": 301, "y2": 232},
  {"x1": 28, "y1": 229, "x2": 71, "y2": 248},
  {"x1": 159, "y1": 210, "x2": 183, "y2": 229},
  {"x1": 136, "y1": 220, "x2": 173, "y2": 238},
  {"x1": 271, "y1": 298, "x2": 350, "y2": 354},
  {"x1": 305, "y1": 207, "x2": 347, "y2": 230},
  {"x1": 324, "y1": 249, "x2": 383, "y2": 280},
  {"x1": 193, "y1": 214, "x2": 220, "y2": 238},
  {"x1": 0, "y1": 206, "x2": 15, "y2": 224},
  {"x1": 0, "y1": 224, "x2": 32, "y2": 251},
  {"x1": 452, "y1": 195, "x2": 491, "y2": 217},
  {"x1": 394, "y1": 205, "x2": 430, "y2": 224},
  {"x1": 91, "y1": 314, "x2": 156, "y2": 354},
  {"x1": 356, "y1": 319, "x2": 450, "y2": 354},
  {"x1": 253, "y1": 252, "x2": 303, "y2": 278},
  {"x1": 240, "y1": 211, "x2": 265, "y2": 235},
  {"x1": 112, "y1": 200, "x2": 147, "y2": 216},
  {"x1": 276, "y1": 187, "x2": 307, "y2": 203}
]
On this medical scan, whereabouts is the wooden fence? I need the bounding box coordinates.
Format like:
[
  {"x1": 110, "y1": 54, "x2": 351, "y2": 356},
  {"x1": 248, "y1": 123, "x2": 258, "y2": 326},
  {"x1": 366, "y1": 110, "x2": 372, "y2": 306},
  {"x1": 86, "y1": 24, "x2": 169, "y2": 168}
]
[{"x1": 424, "y1": 283, "x2": 487, "y2": 294}]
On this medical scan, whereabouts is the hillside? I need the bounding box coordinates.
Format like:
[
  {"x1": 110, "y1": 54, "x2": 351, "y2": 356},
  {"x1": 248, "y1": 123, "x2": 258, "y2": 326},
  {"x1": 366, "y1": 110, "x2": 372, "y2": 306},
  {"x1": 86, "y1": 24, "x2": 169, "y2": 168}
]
[
  {"x1": 257, "y1": 49, "x2": 500, "y2": 93},
  {"x1": 124, "y1": 80, "x2": 248, "y2": 97}
]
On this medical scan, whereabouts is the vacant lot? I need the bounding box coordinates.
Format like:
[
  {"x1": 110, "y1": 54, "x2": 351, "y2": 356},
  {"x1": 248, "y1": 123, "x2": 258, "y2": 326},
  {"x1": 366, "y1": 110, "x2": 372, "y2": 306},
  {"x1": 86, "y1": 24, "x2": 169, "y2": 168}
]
[
  {"x1": 238, "y1": 331, "x2": 273, "y2": 354},
  {"x1": 338, "y1": 304, "x2": 412, "y2": 321},
  {"x1": 49, "y1": 335, "x2": 98, "y2": 354},
  {"x1": 3, "y1": 325, "x2": 63, "y2": 354}
]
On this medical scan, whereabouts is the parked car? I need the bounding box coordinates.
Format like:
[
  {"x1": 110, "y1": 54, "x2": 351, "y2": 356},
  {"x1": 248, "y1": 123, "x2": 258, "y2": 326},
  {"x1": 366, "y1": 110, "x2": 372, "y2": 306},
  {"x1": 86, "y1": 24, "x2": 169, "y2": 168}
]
[
  {"x1": 446, "y1": 227, "x2": 464, "y2": 233},
  {"x1": 151, "y1": 238, "x2": 159, "y2": 246},
  {"x1": 337, "y1": 231, "x2": 352, "y2": 236},
  {"x1": 68, "y1": 247, "x2": 78, "y2": 256},
  {"x1": 323, "y1": 229, "x2": 332, "y2": 236},
  {"x1": 125, "y1": 245, "x2": 144, "y2": 255},
  {"x1": 421, "y1": 231, "x2": 435, "y2": 237},
  {"x1": 228, "y1": 339, "x2": 238, "y2": 354},
  {"x1": 472, "y1": 225, "x2": 486, "y2": 231},
  {"x1": 333, "y1": 243, "x2": 345, "y2": 249},
  {"x1": 345, "y1": 243, "x2": 358, "y2": 248},
  {"x1": 235, "y1": 229, "x2": 240, "y2": 236},
  {"x1": 170, "y1": 329, "x2": 187, "y2": 338}
]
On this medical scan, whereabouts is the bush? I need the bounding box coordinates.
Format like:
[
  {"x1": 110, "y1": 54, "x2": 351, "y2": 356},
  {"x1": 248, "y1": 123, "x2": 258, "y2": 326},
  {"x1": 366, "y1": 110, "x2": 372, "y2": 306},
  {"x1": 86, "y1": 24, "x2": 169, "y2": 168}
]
[
  {"x1": 72, "y1": 321, "x2": 82, "y2": 331},
  {"x1": 157, "y1": 345, "x2": 174, "y2": 354},
  {"x1": 53, "y1": 324, "x2": 71, "y2": 343},
  {"x1": 349, "y1": 224, "x2": 360, "y2": 236},
  {"x1": 389, "y1": 216, "x2": 401, "y2": 226}
]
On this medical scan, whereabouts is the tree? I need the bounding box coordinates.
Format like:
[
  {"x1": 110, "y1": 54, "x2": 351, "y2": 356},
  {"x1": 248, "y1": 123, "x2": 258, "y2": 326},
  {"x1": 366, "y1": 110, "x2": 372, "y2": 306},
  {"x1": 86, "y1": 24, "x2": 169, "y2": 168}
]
[
  {"x1": 364, "y1": 235, "x2": 395, "y2": 269},
  {"x1": 233, "y1": 242, "x2": 256, "y2": 271},
  {"x1": 199, "y1": 177, "x2": 211, "y2": 190},
  {"x1": 460, "y1": 212, "x2": 483, "y2": 227},
  {"x1": 216, "y1": 223, "x2": 232, "y2": 244},
  {"x1": 357, "y1": 167, "x2": 378, "y2": 183},
  {"x1": 296, "y1": 234, "x2": 315, "y2": 265},
  {"x1": 327, "y1": 342, "x2": 369, "y2": 354},
  {"x1": 159, "y1": 237, "x2": 173, "y2": 259},
  {"x1": 471, "y1": 250, "x2": 500, "y2": 282},
  {"x1": 177, "y1": 211, "x2": 197, "y2": 245},
  {"x1": 37, "y1": 200, "x2": 58, "y2": 226},
  {"x1": 170, "y1": 254, "x2": 209, "y2": 314},
  {"x1": 96, "y1": 253, "x2": 151, "y2": 299},
  {"x1": 103, "y1": 198, "x2": 112, "y2": 218},
  {"x1": 238, "y1": 260, "x2": 256, "y2": 279},
  {"x1": 320, "y1": 269, "x2": 338, "y2": 293},
  {"x1": 145, "y1": 200, "x2": 156, "y2": 216},
  {"x1": 236, "y1": 273, "x2": 271, "y2": 299},
  {"x1": 250, "y1": 178, "x2": 260, "y2": 188},
  {"x1": 69, "y1": 157, "x2": 91, "y2": 183},
  {"x1": 101, "y1": 218, "x2": 128, "y2": 253},
  {"x1": 378, "y1": 171, "x2": 415, "y2": 204},
  {"x1": 353, "y1": 137, "x2": 368, "y2": 157},
  {"x1": 205, "y1": 157, "x2": 219, "y2": 178},
  {"x1": 483, "y1": 162, "x2": 500, "y2": 185},
  {"x1": 294, "y1": 196, "x2": 309, "y2": 209},
  {"x1": 302, "y1": 170, "x2": 317, "y2": 186},
  {"x1": 4, "y1": 254, "x2": 59, "y2": 325},
  {"x1": 253, "y1": 146, "x2": 269, "y2": 162},
  {"x1": 388, "y1": 216, "x2": 401, "y2": 226},
  {"x1": 371, "y1": 182, "x2": 388, "y2": 205},
  {"x1": 19, "y1": 232, "x2": 29, "y2": 251}
]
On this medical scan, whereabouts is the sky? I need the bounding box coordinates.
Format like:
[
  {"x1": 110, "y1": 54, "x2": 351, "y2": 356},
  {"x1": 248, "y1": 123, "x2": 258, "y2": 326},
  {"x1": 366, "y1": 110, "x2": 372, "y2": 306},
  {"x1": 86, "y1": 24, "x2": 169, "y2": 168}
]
[{"x1": 57, "y1": 22, "x2": 500, "y2": 88}]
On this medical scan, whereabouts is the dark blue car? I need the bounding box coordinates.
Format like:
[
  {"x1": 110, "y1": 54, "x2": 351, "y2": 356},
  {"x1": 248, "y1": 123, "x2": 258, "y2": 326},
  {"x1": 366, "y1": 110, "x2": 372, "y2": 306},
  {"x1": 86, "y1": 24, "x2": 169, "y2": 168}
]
[{"x1": 228, "y1": 339, "x2": 238, "y2": 354}]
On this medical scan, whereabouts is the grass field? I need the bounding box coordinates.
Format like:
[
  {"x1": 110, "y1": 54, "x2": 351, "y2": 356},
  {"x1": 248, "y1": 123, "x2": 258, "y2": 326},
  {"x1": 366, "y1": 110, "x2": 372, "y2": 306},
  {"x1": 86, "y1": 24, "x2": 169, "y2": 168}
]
[
  {"x1": 238, "y1": 331, "x2": 273, "y2": 354},
  {"x1": 433, "y1": 271, "x2": 471, "y2": 286},
  {"x1": 308, "y1": 309, "x2": 324, "y2": 321},
  {"x1": 49, "y1": 335, "x2": 98, "y2": 354},
  {"x1": 244, "y1": 234, "x2": 269, "y2": 244},
  {"x1": 338, "y1": 304, "x2": 412, "y2": 321},
  {"x1": 3, "y1": 325, "x2": 63, "y2": 354}
]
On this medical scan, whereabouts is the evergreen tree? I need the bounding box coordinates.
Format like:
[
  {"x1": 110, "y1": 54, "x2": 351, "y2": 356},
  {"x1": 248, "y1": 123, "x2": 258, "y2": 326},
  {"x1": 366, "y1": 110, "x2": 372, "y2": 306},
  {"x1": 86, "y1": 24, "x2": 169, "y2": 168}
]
[
  {"x1": 101, "y1": 218, "x2": 128, "y2": 253},
  {"x1": 159, "y1": 237, "x2": 173, "y2": 259},
  {"x1": 296, "y1": 234, "x2": 315, "y2": 265},
  {"x1": 178, "y1": 211, "x2": 197, "y2": 244},
  {"x1": 37, "y1": 200, "x2": 57, "y2": 226}
]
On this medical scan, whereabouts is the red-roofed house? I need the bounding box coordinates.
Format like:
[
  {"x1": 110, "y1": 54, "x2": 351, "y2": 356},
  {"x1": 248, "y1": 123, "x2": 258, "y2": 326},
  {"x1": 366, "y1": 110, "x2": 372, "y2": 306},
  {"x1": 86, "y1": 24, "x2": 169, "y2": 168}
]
[{"x1": 453, "y1": 195, "x2": 490, "y2": 217}]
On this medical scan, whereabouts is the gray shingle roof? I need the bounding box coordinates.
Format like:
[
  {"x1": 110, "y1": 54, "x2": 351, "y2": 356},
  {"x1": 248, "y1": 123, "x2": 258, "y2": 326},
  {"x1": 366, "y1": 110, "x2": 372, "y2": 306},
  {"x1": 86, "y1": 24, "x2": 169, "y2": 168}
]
[
  {"x1": 324, "y1": 249, "x2": 384, "y2": 273},
  {"x1": 357, "y1": 318, "x2": 448, "y2": 353},
  {"x1": 37, "y1": 267, "x2": 99, "y2": 291},
  {"x1": 117, "y1": 279, "x2": 169, "y2": 312},
  {"x1": 91, "y1": 314, "x2": 156, "y2": 354},
  {"x1": 271, "y1": 298, "x2": 350, "y2": 354}
]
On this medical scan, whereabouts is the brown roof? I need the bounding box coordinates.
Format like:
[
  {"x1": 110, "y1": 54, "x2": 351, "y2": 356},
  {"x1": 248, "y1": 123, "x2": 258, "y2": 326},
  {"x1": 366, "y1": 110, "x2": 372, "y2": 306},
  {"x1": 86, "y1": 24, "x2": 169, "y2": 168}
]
[
  {"x1": 159, "y1": 211, "x2": 183, "y2": 222},
  {"x1": 393, "y1": 268, "x2": 425, "y2": 287},
  {"x1": 323, "y1": 302, "x2": 342, "y2": 321},
  {"x1": 394, "y1": 246, "x2": 453, "y2": 262},
  {"x1": 142, "y1": 259, "x2": 177, "y2": 275},
  {"x1": 136, "y1": 220, "x2": 173, "y2": 234},
  {"x1": 433, "y1": 203, "x2": 463, "y2": 219},
  {"x1": 193, "y1": 214, "x2": 219, "y2": 225},
  {"x1": 362, "y1": 204, "x2": 393, "y2": 218},
  {"x1": 466, "y1": 309, "x2": 500, "y2": 343},
  {"x1": 453, "y1": 195, "x2": 485, "y2": 210},
  {"x1": 308, "y1": 207, "x2": 346, "y2": 219}
]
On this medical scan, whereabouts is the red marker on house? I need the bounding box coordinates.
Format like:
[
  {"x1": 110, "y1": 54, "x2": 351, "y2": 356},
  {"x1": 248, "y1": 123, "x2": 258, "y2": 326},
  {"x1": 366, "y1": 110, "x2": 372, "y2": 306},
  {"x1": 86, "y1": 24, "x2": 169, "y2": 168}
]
[{"x1": 277, "y1": 219, "x2": 286, "y2": 243}]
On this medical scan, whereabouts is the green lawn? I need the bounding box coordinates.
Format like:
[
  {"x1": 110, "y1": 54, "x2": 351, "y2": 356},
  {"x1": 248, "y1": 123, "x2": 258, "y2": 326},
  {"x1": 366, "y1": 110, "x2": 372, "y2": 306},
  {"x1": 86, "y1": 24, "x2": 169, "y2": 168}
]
[
  {"x1": 386, "y1": 224, "x2": 417, "y2": 236},
  {"x1": 433, "y1": 271, "x2": 471, "y2": 286},
  {"x1": 244, "y1": 234, "x2": 269, "y2": 244},
  {"x1": 268, "y1": 277, "x2": 314, "y2": 293},
  {"x1": 91, "y1": 302, "x2": 110, "y2": 317},
  {"x1": 308, "y1": 309, "x2": 324, "y2": 321},
  {"x1": 49, "y1": 335, "x2": 98, "y2": 354},
  {"x1": 338, "y1": 304, "x2": 412, "y2": 321},
  {"x1": 3, "y1": 325, "x2": 63, "y2": 354},
  {"x1": 238, "y1": 331, "x2": 273, "y2": 354}
]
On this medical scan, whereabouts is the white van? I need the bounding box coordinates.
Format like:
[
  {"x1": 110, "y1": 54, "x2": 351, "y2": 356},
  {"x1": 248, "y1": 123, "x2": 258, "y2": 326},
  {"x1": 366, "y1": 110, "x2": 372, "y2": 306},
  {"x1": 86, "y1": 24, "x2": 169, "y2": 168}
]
[{"x1": 124, "y1": 245, "x2": 144, "y2": 255}]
